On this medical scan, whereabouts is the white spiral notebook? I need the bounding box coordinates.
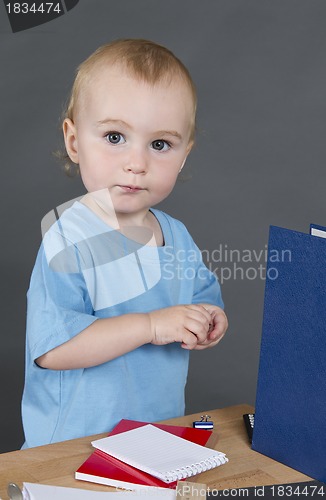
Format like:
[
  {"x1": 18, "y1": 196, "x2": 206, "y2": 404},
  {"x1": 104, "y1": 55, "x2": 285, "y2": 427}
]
[{"x1": 91, "y1": 424, "x2": 228, "y2": 483}]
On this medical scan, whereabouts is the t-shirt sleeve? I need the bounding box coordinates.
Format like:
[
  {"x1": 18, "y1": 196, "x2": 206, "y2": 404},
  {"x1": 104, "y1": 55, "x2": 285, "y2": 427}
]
[
  {"x1": 190, "y1": 241, "x2": 224, "y2": 309},
  {"x1": 163, "y1": 212, "x2": 224, "y2": 309},
  {"x1": 26, "y1": 241, "x2": 98, "y2": 363}
]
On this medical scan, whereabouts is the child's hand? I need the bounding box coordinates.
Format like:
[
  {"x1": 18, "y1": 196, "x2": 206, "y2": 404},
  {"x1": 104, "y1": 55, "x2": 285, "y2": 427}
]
[
  {"x1": 192, "y1": 304, "x2": 228, "y2": 350},
  {"x1": 148, "y1": 305, "x2": 214, "y2": 350}
]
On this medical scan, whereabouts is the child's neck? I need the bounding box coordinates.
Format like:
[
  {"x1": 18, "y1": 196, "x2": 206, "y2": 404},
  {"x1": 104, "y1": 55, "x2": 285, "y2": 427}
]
[{"x1": 80, "y1": 193, "x2": 164, "y2": 247}]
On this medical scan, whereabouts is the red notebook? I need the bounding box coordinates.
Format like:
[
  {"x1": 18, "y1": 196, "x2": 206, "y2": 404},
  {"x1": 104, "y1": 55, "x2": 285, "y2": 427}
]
[{"x1": 75, "y1": 419, "x2": 217, "y2": 490}]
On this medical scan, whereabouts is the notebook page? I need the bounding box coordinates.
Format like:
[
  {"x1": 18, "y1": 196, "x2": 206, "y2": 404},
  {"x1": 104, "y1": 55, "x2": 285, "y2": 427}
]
[
  {"x1": 92, "y1": 424, "x2": 228, "y2": 483},
  {"x1": 23, "y1": 482, "x2": 176, "y2": 499},
  {"x1": 311, "y1": 227, "x2": 326, "y2": 238}
]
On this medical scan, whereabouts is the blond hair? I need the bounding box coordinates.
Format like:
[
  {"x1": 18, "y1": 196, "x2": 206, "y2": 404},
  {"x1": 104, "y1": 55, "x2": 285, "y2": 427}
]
[{"x1": 61, "y1": 39, "x2": 197, "y2": 175}]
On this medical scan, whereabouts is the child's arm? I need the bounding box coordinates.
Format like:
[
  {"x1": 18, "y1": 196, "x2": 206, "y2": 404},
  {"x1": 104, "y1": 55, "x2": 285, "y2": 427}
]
[{"x1": 36, "y1": 304, "x2": 213, "y2": 370}]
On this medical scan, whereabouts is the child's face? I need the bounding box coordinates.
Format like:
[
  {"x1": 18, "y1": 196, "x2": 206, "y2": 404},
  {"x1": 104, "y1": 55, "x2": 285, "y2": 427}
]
[{"x1": 64, "y1": 65, "x2": 194, "y2": 219}]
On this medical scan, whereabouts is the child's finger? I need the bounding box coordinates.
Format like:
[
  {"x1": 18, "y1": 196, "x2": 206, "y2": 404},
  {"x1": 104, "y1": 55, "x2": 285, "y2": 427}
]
[{"x1": 186, "y1": 304, "x2": 212, "y2": 324}]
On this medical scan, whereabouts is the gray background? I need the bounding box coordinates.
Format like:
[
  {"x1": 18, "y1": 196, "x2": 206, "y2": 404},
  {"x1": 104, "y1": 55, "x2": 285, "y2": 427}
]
[{"x1": 0, "y1": 0, "x2": 325, "y2": 453}]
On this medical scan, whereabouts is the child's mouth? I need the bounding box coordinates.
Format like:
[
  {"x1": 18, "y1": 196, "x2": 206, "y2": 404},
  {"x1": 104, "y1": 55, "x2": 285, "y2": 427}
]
[{"x1": 118, "y1": 185, "x2": 144, "y2": 193}]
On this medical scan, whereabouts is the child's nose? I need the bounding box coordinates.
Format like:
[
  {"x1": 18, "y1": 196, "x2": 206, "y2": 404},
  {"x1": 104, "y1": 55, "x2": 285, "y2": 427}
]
[{"x1": 123, "y1": 148, "x2": 148, "y2": 174}]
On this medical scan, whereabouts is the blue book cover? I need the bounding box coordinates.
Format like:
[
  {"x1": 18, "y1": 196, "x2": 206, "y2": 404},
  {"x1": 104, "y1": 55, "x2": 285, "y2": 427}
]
[{"x1": 252, "y1": 224, "x2": 326, "y2": 482}]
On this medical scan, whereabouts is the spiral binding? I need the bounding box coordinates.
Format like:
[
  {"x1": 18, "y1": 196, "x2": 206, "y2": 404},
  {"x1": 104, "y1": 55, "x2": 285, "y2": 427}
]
[{"x1": 163, "y1": 453, "x2": 229, "y2": 483}]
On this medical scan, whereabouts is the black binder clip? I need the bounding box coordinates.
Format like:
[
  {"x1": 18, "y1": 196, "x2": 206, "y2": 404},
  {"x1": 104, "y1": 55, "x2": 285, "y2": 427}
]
[{"x1": 193, "y1": 414, "x2": 214, "y2": 429}]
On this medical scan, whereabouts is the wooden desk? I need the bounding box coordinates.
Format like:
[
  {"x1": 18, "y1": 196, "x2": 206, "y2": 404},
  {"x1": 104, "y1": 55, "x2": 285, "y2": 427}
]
[{"x1": 0, "y1": 404, "x2": 312, "y2": 499}]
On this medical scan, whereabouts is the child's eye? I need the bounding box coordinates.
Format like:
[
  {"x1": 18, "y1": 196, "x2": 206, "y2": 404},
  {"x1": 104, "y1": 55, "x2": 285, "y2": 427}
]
[
  {"x1": 105, "y1": 132, "x2": 125, "y2": 145},
  {"x1": 151, "y1": 140, "x2": 171, "y2": 152}
]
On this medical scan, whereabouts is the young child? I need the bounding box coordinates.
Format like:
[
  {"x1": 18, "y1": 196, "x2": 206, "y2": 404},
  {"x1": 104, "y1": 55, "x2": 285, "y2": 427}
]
[{"x1": 21, "y1": 39, "x2": 228, "y2": 448}]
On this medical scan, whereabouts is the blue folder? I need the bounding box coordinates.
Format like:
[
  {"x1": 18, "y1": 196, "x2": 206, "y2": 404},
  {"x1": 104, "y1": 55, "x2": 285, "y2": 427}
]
[{"x1": 252, "y1": 224, "x2": 326, "y2": 482}]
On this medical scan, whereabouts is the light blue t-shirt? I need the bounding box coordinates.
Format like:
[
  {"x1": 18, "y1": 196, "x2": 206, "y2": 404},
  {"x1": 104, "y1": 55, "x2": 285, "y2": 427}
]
[{"x1": 22, "y1": 202, "x2": 223, "y2": 448}]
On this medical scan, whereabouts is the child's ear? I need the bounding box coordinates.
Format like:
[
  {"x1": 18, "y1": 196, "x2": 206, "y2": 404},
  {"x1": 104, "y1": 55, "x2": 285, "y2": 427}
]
[
  {"x1": 186, "y1": 140, "x2": 194, "y2": 155},
  {"x1": 179, "y1": 141, "x2": 194, "y2": 172},
  {"x1": 63, "y1": 118, "x2": 79, "y2": 164}
]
